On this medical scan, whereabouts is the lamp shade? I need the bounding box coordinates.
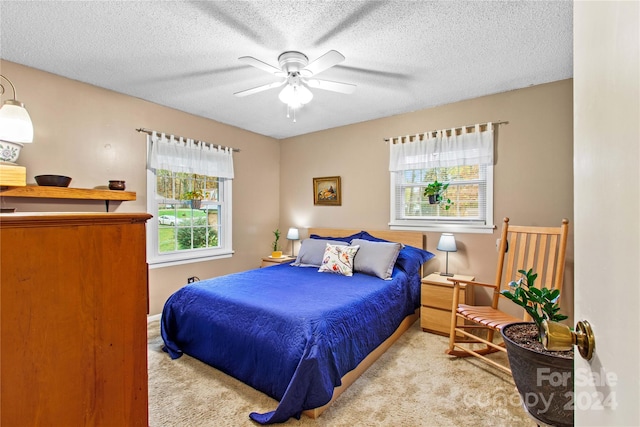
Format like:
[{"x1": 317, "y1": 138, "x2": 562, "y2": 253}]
[
  {"x1": 437, "y1": 233, "x2": 457, "y2": 252},
  {"x1": 0, "y1": 100, "x2": 33, "y2": 143},
  {"x1": 278, "y1": 84, "x2": 313, "y2": 109},
  {"x1": 286, "y1": 228, "x2": 300, "y2": 240}
]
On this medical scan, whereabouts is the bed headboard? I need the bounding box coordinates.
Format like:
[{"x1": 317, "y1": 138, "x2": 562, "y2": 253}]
[{"x1": 307, "y1": 228, "x2": 425, "y2": 249}]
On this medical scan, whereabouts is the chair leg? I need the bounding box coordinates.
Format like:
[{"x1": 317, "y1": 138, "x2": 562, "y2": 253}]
[
  {"x1": 448, "y1": 284, "x2": 461, "y2": 352},
  {"x1": 447, "y1": 315, "x2": 458, "y2": 353},
  {"x1": 446, "y1": 325, "x2": 506, "y2": 357}
]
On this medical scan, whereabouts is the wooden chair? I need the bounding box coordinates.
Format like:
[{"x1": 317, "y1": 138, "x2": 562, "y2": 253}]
[{"x1": 446, "y1": 217, "x2": 569, "y2": 374}]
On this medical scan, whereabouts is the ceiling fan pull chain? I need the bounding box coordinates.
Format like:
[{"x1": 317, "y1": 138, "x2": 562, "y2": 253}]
[{"x1": 286, "y1": 104, "x2": 297, "y2": 122}]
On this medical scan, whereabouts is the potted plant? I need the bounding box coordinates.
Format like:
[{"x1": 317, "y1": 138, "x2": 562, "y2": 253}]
[
  {"x1": 500, "y1": 268, "x2": 574, "y2": 427},
  {"x1": 423, "y1": 180, "x2": 453, "y2": 210},
  {"x1": 182, "y1": 189, "x2": 204, "y2": 209},
  {"x1": 271, "y1": 229, "x2": 282, "y2": 258}
]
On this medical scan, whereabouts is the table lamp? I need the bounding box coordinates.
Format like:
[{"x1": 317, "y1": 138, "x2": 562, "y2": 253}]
[
  {"x1": 287, "y1": 227, "x2": 300, "y2": 256},
  {"x1": 437, "y1": 233, "x2": 457, "y2": 277}
]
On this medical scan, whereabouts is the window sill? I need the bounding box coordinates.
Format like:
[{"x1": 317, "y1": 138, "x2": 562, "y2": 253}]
[
  {"x1": 389, "y1": 222, "x2": 496, "y2": 234},
  {"x1": 148, "y1": 251, "x2": 233, "y2": 269}
]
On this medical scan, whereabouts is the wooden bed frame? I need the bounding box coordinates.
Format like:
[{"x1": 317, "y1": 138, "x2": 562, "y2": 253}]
[{"x1": 302, "y1": 228, "x2": 425, "y2": 418}]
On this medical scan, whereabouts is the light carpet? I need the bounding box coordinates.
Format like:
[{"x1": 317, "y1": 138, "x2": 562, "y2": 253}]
[{"x1": 148, "y1": 319, "x2": 534, "y2": 426}]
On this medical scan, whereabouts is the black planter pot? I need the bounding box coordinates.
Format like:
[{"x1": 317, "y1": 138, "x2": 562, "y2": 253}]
[
  {"x1": 190, "y1": 199, "x2": 202, "y2": 209},
  {"x1": 427, "y1": 194, "x2": 441, "y2": 204},
  {"x1": 502, "y1": 322, "x2": 574, "y2": 427}
]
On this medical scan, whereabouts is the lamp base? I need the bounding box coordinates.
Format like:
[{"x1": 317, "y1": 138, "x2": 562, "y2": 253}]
[{"x1": 440, "y1": 272, "x2": 454, "y2": 277}]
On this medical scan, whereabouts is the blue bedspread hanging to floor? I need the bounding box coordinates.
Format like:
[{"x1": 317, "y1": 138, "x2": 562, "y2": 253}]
[{"x1": 161, "y1": 261, "x2": 422, "y2": 424}]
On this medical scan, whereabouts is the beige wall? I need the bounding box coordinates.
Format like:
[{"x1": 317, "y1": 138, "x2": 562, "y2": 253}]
[
  {"x1": 1, "y1": 60, "x2": 574, "y2": 320},
  {"x1": 280, "y1": 79, "x2": 574, "y2": 319},
  {"x1": 0, "y1": 60, "x2": 281, "y2": 315}
]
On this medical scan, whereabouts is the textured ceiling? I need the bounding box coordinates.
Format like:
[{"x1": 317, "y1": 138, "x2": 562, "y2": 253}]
[{"x1": 0, "y1": 1, "x2": 572, "y2": 139}]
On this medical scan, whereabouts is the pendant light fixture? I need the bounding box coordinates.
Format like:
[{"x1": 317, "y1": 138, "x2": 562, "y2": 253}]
[{"x1": 0, "y1": 74, "x2": 34, "y2": 163}]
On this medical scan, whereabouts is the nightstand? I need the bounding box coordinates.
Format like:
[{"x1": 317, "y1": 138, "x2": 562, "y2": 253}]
[
  {"x1": 260, "y1": 255, "x2": 295, "y2": 268},
  {"x1": 420, "y1": 272, "x2": 475, "y2": 336}
]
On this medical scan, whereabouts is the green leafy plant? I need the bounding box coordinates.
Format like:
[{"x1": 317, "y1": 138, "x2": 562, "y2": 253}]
[
  {"x1": 501, "y1": 268, "x2": 568, "y2": 335},
  {"x1": 182, "y1": 189, "x2": 204, "y2": 200},
  {"x1": 272, "y1": 228, "x2": 280, "y2": 251},
  {"x1": 423, "y1": 180, "x2": 448, "y2": 196},
  {"x1": 177, "y1": 217, "x2": 217, "y2": 249},
  {"x1": 423, "y1": 180, "x2": 454, "y2": 210}
]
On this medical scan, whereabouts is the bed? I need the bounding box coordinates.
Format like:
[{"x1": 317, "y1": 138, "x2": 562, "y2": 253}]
[{"x1": 161, "y1": 228, "x2": 433, "y2": 424}]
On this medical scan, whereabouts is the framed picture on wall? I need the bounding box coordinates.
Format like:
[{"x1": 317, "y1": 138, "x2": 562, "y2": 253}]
[{"x1": 313, "y1": 176, "x2": 341, "y2": 206}]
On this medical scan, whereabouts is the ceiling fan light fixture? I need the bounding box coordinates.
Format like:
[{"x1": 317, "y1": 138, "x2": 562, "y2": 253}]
[
  {"x1": 297, "y1": 84, "x2": 313, "y2": 104},
  {"x1": 278, "y1": 83, "x2": 313, "y2": 109}
]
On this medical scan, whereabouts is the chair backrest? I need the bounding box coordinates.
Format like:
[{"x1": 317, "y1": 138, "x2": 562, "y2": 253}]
[{"x1": 492, "y1": 218, "x2": 570, "y2": 320}]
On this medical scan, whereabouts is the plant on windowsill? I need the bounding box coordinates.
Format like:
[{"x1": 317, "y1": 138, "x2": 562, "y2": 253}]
[
  {"x1": 271, "y1": 228, "x2": 282, "y2": 259},
  {"x1": 500, "y1": 268, "x2": 574, "y2": 427},
  {"x1": 423, "y1": 180, "x2": 453, "y2": 210},
  {"x1": 182, "y1": 189, "x2": 204, "y2": 209}
]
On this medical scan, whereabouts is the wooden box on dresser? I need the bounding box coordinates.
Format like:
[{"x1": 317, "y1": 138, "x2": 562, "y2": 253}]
[{"x1": 0, "y1": 212, "x2": 151, "y2": 426}]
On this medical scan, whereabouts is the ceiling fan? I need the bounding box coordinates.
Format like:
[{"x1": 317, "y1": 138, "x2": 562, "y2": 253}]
[{"x1": 234, "y1": 50, "x2": 356, "y2": 121}]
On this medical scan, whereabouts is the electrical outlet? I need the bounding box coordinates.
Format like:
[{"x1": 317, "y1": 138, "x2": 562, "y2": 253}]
[{"x1": 187, "y1": 276, "x2": 197, "y2": 284}]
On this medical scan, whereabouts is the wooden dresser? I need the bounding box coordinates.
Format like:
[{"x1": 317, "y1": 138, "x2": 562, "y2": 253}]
[{"x1": 0, "y1": 212, "x2": 151, "y2": 426}]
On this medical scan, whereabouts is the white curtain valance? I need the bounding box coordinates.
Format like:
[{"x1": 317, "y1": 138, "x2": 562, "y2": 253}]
[
  {"x1": 147, "y1": 132, "x2": 234, "y2": 179},
  {"x1": 389, "y1": 123, "x2": 494, "y2": 171}
]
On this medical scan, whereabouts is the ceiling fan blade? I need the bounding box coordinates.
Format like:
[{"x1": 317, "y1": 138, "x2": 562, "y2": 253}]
[
  {"x1": 303, "y1": 50, "x2": 345, "y2": 76},
  {"x1": 234, "y1": 80, "x2": 286, "y2": 97},
  {"x1": 239, "y1": 56, "x2": 285, "y2": 76},
  {"x1": 306, "y1": 78, "x2": 356, "y2": 94}
]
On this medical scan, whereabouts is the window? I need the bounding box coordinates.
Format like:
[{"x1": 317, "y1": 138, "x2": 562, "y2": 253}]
[
  {"x1": 390, "y1": 164, "x2": 493, "y2": 232},
  {"x1": 146, "y1": 132, "x2": 234, "y2": 267},
  {"x1": 389, "y1": 124, "x2": 495, "y2": 233},
  {"x1": 147, "y1": 169, "x2": 232, "y2": 266}
]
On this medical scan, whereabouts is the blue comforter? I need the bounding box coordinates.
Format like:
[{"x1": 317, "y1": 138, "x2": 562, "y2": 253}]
[{"x1": 161, "y1": 263, "x2": 421, "y2": 424}]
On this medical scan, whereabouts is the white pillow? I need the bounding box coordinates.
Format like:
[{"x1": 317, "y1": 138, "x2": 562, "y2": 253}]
[
  {"x1": 351, "y1": 238, "x2": 402, "y2": 280},
  {"x1": 318, "y1": 243, "x2": 360, "y2": 276},
  {"x1": 291, "y1": 238, "x2": 348, "y2": 267}
]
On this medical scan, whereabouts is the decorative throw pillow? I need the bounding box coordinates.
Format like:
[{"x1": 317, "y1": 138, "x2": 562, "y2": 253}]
[
  {"x1": 318, "y1": 243, "x2": 360, "y2": 276},
  {"x1": 351, "y1": 238, "x2": 402, "y2": 280},
  {"x1": 291, "y1": 239, "x2": 348, "y2": 267}
]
